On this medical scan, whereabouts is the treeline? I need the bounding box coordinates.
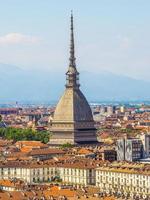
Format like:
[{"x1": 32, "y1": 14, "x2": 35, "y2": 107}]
[{"x1": 0, "y1": 127, "x2": 50, "y2": 144}]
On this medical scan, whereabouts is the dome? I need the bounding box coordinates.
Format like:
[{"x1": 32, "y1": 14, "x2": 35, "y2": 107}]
[{"x1": 53, "y1": 88, "x2": 93, "y2": 122}]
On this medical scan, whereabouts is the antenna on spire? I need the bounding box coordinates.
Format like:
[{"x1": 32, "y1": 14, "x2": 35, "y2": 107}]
[{"x1": 69, "y1": 10, "x2": 76, "y2": 67}]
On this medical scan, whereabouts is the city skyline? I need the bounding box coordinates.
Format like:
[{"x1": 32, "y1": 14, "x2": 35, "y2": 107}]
[
  {"x1": 0, "y1": 0, "x2": 150, "y2": 82},
  {"x1": 0, "y1": 2, "x2": 150, "y2": 198}
]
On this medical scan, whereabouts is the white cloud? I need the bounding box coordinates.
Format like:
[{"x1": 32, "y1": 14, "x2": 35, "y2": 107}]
[{"x1": 0, "y1": 33, "x2": 41, "y2": 45}]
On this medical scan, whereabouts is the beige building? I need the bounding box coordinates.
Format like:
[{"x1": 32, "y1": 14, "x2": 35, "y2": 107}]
[
  {"x1": 0, "y1": 159, "x2": 150, "y2": 199},
  {"x1": 59, "y1": 165, "x2": 95, "y2": 186},
  {"x1": 96, "y1": 162, "x2": 150, "y2": 199},
  {"x1": 0, "y1": 159, "x2": 96, "y2": 186}
]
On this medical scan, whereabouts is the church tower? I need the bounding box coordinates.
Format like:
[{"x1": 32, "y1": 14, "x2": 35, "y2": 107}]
[{"x1": 50, "y1": 13, "x2": 97, "y2": 145}]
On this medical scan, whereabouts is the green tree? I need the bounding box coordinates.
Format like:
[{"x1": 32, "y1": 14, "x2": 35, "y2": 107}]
[
  {"x1": 0, "y1": 127, "x2": 51, "y2": 144},
  {"x1": 60, "y1": 142, "x2": 73, "y2": 149}
]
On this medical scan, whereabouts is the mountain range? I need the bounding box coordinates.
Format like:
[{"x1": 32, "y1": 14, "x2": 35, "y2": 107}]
[{"x1": 0, "y1": 63, "x2": 150, "y2": 103}]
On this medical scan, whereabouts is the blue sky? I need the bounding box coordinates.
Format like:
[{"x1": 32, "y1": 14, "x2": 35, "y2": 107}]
[{"x1": 0, "y1": 0, "x2": 150, "y2": 80}]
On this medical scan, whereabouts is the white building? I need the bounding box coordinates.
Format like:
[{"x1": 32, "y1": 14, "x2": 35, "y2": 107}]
[
  {"x1": 96, "y1": 162, "x2": 150, "y2": 199},
  {"x1": 0, "y1": 159, "x2": 96, "y2": 186},
  {"x1": 60, "y1": 167, "x2": 95, "y2": 186},
  {"x1": 0, "y1": 159, "x2": 150, "y2": 199}
]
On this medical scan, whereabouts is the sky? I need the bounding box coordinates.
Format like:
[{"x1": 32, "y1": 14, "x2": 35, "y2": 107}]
[{"x1": 0, "y1": 0, "x2": 150, "y2": 81}]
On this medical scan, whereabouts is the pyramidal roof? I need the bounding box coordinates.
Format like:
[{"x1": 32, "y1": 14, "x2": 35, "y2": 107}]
[{"x1": 53, "y1": 88, "x2": 93, "y2": 122}]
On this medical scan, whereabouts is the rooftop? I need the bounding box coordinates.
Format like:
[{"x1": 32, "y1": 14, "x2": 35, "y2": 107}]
[{"x1": 97, "y1": 161, "x2": 150, "y2": 176}]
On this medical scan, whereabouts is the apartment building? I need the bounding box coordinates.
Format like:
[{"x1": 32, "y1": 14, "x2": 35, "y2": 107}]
[
  {"x1": 0, "y1": 159, "x2": 96, "y2": 186},
  {"x1": 96, "y1": 162, "x2": 150, "y2": 199}
]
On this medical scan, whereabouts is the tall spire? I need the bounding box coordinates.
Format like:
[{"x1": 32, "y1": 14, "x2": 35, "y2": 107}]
[
  {"x1": 66, "y1": 11, "x2": 80, "y2": 89},
  {"x1": 69, "y1": 10, "x2": 76, "y2": 67}
]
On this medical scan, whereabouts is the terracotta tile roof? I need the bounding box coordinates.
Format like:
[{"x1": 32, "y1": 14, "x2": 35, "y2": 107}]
[
  {"x1": 29, "y1": 148, "x2": 65, "y2": 156},
  {"x1": 98, "y1": 132, "x2": 110, "y2": 139},
  {"x1": 7, "y1": 148, "x2": 65, "y2": 161},
  {"x1": 78, "y1": 148, "x2": 93, "y2": 155},
  {"x1": 0, "y1": 180, "x2": 15, "y2": 187},
  {"x1": 7, "y1": 151, "x2": 28, "y2": 158},
  {"x1": 20, "y1": 146, "x2": 33, "y2": 153},
  {"x1": 0, "y1": 140, "x2": 12, "y2": 147},
  {"x1": 15, "y1": 141, "x2": 48, "y2": 148},
  {"x1": 0, "y1": 191, "x2": 43, "y2": 200},
  {"x1": 97, "y1": 161, "x2": 150, "y2": 176},
  {"x1": 0, "y1": 158, "x2": 105, "y2": 170},
  {"x1": 103, "y1": 197, "x2": 116, "y2": 200},
  {"x1": 0, "y1": 180, "x2": 25, "y2": 188},
  {"x1": 0, "y1": 182, "x2": 117, "y2": 200},
  {"x1": 44, "y1": 186, "x2": 76, "y2": 197}
]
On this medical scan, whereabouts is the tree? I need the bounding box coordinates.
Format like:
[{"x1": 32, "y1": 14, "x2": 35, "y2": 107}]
[
  {"x1": 0, "y1": 127, "x2": 51, "y2": 143},
  {"x1": 60, "y1": 142, "x2": 73, "y2": 149}
]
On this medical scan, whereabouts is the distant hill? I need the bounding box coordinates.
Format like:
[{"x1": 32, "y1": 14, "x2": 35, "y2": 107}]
[
  {"x1": 0, "y1": 63, "x2": 150, "y2": 102},
  {"x1": 81, "y1": 71, "x2": 150, "y2": 101}
]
